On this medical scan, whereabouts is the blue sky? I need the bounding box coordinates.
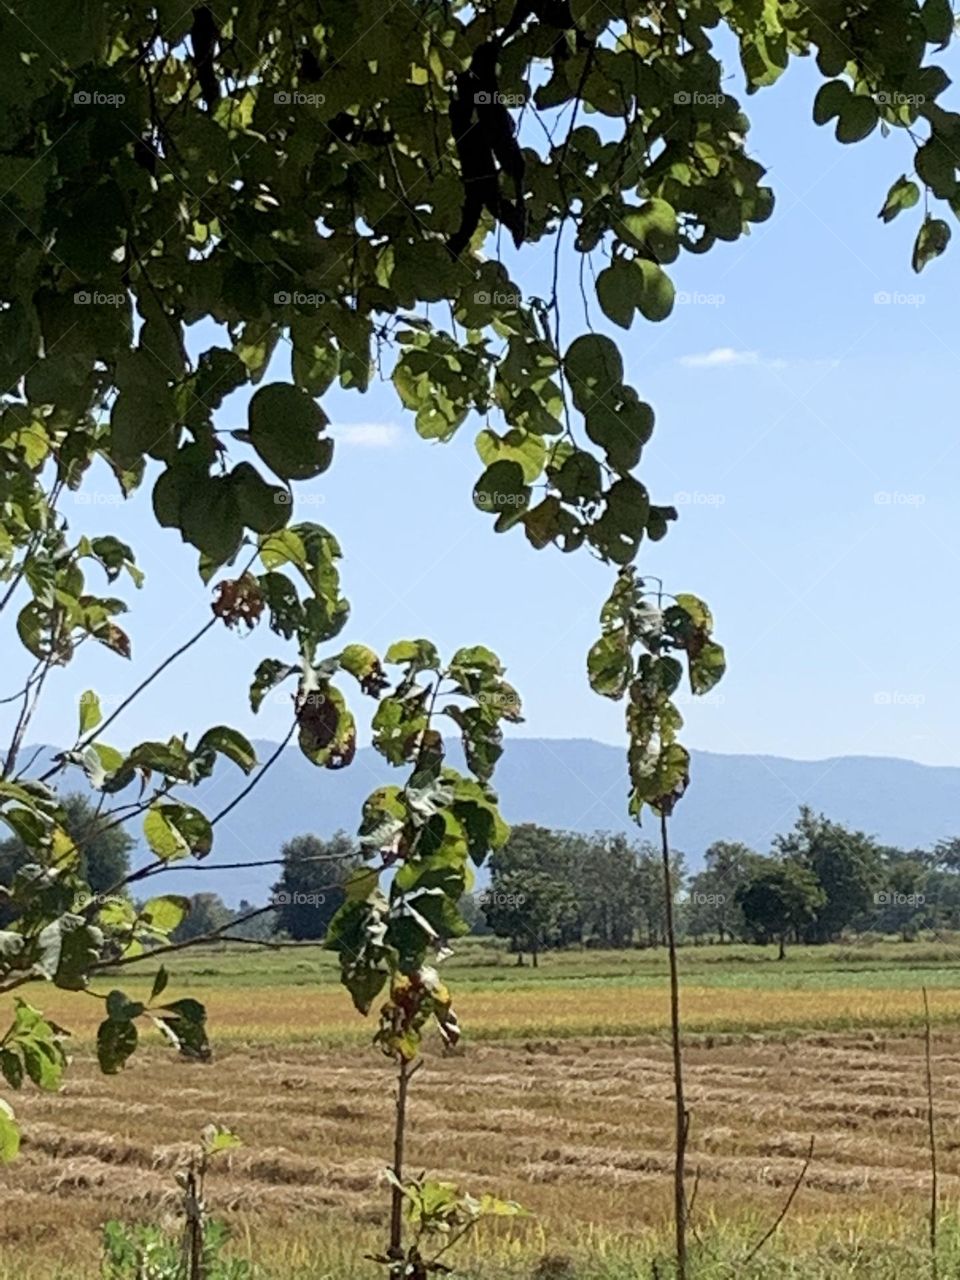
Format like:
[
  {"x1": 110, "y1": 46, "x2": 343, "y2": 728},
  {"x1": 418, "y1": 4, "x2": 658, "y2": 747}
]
[{"x1": 14, "y1": 48, "x2": 960, "y2": 768}]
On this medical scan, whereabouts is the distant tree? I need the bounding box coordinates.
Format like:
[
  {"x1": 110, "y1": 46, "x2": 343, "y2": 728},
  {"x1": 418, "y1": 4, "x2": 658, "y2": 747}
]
[
  {"x1": 485, "y1": 824, "x2": 582, "y2": 958},
  {"x1": 481, "y1": 867, "x2": 576, "y2": 967},
  {"x1": 701, "y1": 841, "x2": 757, "y2": 942},
  {"x1": 459, "y1": 892, "x2": 492, "y2": 936},
  {"x1": 170, "y1": 893, "x2": 235, "y2": 943},
  {"x1": 736, "y1": 861, "x2": 825, "y2": 959},
  {"x1": 272, "y1": 831, "x2": 360, "y2": 941},
  {"x1": 0, "y1": 792, "x2": 134, "y2": 926},
  {"x1": 922, "y1": 868, "x2": 960, "y2": 932},
  {"x1": 685, "y1": 867, "x2": 728, "y2": 942},
  {"x1": 635, "y1": 842, "x2": 686, "y2": 947},
  {"x1": 572, "y1": 832, "x2": 643, "y2": 948},
  {"x1": 869, "y1": 851, "x2": 930, "y2": 939},
  {"x1": 491, "y1": 824, "x2": 579, "y2": 881},
  {"x1": 933, "y1": 837, "x2": 960, "y2": 873},
  {"x1": 230, "y1": 899, "x2": 278, "y2": 942},
  {"x1": 775, "y1": 807, "x2": 883, "y2": 943}
]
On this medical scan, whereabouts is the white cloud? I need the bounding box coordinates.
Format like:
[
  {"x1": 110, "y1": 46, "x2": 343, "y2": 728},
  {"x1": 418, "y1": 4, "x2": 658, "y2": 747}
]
[
  {"x1": 678, "y1": 347, "x2": 787, "y2": 370},
  {"x1": 330, "y1": 423, "x2": 401, "y2": 448}
]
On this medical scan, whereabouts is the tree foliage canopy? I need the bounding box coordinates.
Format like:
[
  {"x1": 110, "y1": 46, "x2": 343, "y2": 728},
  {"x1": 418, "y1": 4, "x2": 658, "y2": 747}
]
[{"x1": 0, "y1": 0, "x2": 954, "y2": 1163}]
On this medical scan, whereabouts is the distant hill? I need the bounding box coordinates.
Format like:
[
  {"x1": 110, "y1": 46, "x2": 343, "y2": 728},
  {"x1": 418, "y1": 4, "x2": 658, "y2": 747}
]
[{"x1": 19, "y1": 739, "x2": 960, "y2": 904}]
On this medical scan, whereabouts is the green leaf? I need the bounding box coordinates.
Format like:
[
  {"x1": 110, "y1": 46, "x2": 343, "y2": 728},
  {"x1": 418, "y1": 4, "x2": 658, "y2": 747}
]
[
  {"x1": 105, "y1": 990, "x2": 146, "y2": 1022},
  {"x1": 450, "y1": 645, "x2": 504, "y2": 678},
  {"x1": 879, "y1": 175, "x2": 920, "y2": 223},
  {"x1": 20, "y1": 1037, "x2": 64, "y2": 1091},
  {"x1": 195, "y1": 726, "x2": 257, "y2": 774},
  {"x1": 913, "y1": 217, "x2": 951, "y2": 272},
  {"x1": 0, "y1": 1049, "x2": 23, "y2": 1091},
  {"x1": 97, "y1": 1018, "x2": 138, "y2": 1074},
  {"x1": 596, "y1": 262, "x2": 635, "y2": 329},
  {"x1": 140, "y1": 896, "x2": 191, "y2": 934},
  {"x1": 259, "y1": 528, "x2": 308, "y2": 572},
  {"x1": 690, "y1": 639, "x2": 727, "y2": 695},
  {"x1": 587, "y1": 633, "x2": 632, "y2": 699},
  {"x1": 475, "y1": 429, "x2": 546, "y2": 483},
  {"x1": 202, "y1": 1123, "x2": 242, "y2": 1155},
  {"x1": 78, "y1": 690, "x2": 101, "y2": 735},
  {"x1": 836, "y1": 95, "x2": 878, "y2": 144},
  {"x1": 813, "y1": 79, "x2": 850, "y2": 126},
  {"x1": 0, "y1": 1101, "x2": 19, "y2": 1163},
  {"x1": 564, "y1": 334, "x2": 624, "y2": 411},
  {"x1": 154, "y1": 999, "x2": 209, "y2": 1059},
  {"x1": 585, "y1": 393, "x2": 653, "y2": 471},
  {"x1": 339, "y1": 644, "x2": 387, "y2": 696},
  {"x1": 230, "y1": 462, "x2": 291, "y2": 534},
  {"x1": 473, "y1": 460, "x2": 530, "y2": 524},
  {"x1": 598, "y1": 259, "x2": 675, "y2": 328},
  {"x1": 916, "y1": 138, "x2": 957, "y2": 199},
  {"x1": 920, "y1": 0, "x2": 954, "y2": 47},
  {"x1": 297, "y1": 682, "x2": 356, "y2": 768},
  {"x1": 248, "y1": 383, "x2": 333, "y2": 481},
  {"x1": 384, "y1": 639, "x2": 440, "y2": 670},
  {"x1": 634, "y1": 260, "x2": 676, "y2": 322},
  {"x1": 143, "y1": 806, "x2": 190, "y2": 861},
  {"x1": 250, "y1": 658, "x2": 298, "y2": 711},
  {"x1": 553, "y1": 449, "x2": 603, "y2": 501},
  {"x1": 570, "y1": 0, "x2": 607, "y2": 38},
  {"x1": 345, "y1": 866, "x2": 379, "y2": 901},
  {"x1": 616, "y1": 199, "x2": 679, "y2": 263},
  {"x1": 179, "y1": 475, "x2": 244, "y2": 564},
  {"x1": 150, "y1": 966, "x2": 169, "y2": 1002}
]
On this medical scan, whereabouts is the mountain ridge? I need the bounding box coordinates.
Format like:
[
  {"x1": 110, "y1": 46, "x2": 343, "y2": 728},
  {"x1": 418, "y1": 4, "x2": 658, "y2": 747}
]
[{"x1": 19, "y1": 738, "x2": 960, "y2": 904}]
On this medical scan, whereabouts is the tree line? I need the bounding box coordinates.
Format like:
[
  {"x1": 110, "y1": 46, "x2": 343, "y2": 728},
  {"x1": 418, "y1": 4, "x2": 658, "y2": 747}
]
[
  {"x1": 471, "y1": 811, "x2": 960, "y2": 961},
  {"x1": 6, "y1": 799, "x2": 959, "y2": 962}
]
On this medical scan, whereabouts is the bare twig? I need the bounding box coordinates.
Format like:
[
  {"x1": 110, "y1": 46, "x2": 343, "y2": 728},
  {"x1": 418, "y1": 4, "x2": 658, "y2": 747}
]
[
  {"x1": 740, "y1": 1135, "x2": 815, "y2": 1268},
  {"x1": 923, "y1": 986, "x2": 939, "y2": 1280},
  {"x1": 37, "y1": 616, "x2": 219, "y2": 785},
  {"x1": 86, "y1": 896, "x2": 337, "y2": 975},
  {"x1": 4, "y1": 642, "x2": 59, "y2": 779},
  {"x1": 389, "y1": 1055, "x2": 423, "y2": 1275},
  {"x1": 660, "y1": 811, "x2": 688, "y2": 1280},
  {"x1": 209, "y1": 720, "x2": 297, "y2": 828}
]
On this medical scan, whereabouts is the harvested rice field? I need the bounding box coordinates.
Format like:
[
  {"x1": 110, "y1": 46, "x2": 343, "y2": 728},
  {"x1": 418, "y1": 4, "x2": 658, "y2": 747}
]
[{"x1": 4, "y1": 941, "x2": 960, "y2": 1278}]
